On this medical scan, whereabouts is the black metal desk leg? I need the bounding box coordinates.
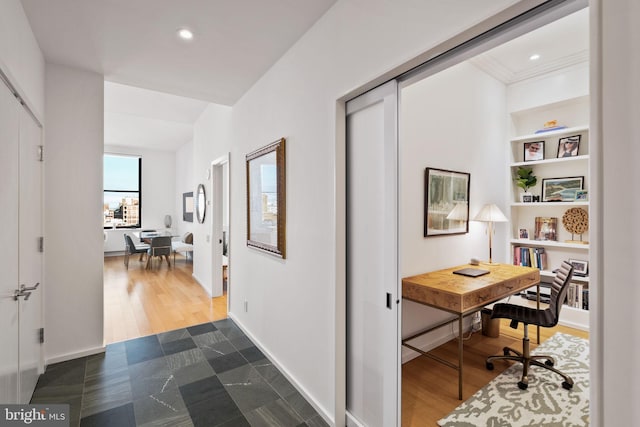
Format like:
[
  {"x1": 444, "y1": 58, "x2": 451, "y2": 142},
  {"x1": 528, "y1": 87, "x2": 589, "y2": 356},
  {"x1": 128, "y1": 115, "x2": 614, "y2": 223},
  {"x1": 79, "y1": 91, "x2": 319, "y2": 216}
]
[{"x1": 458, "y1": 313, "x2": 463, "y2": 400}]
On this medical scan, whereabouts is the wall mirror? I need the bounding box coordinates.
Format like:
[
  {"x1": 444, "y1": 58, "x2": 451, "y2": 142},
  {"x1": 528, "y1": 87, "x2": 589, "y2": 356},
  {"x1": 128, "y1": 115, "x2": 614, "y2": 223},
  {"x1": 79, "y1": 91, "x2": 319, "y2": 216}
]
[
  {"x1": 246, "y1": 138, "x2": 286, "y2": 258},
  {"x1": 424, "y1": 167, "x2": 470, "y2": 237},
  {"x1": 196, "y1": 184, "x2": 206, "y2": 224},
  {"x1": 183, "y1": 192, "x2": 193, "y2": 222}
]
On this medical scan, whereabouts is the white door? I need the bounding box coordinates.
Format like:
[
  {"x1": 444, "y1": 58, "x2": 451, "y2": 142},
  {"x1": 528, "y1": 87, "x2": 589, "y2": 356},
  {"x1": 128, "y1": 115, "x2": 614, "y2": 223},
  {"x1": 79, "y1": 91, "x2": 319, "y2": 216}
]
[
  {"x1": 0, "y1": 77, "x2": 21, "y2": 404},
  {"x1": 346, "y1": 81, "x2": 400, "y2": 427},
  {"x1": 18, "y1": 107, "x2": 44, "y2": 403},
  {"x1": 210, "y1": 157, "x2": 228, "y2": 298}
]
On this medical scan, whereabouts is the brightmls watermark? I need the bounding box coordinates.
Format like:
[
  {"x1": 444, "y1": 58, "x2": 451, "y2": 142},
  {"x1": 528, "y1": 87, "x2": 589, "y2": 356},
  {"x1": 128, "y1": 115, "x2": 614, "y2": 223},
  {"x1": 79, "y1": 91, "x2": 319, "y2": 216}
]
[{"x1": 0, "y1": 405, "x2": 69, "y2": 426}]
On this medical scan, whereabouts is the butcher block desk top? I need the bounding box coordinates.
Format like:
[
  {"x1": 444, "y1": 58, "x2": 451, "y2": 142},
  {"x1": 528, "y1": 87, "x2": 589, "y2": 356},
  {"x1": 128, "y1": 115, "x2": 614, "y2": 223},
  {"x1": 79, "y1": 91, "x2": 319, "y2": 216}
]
[{"x1": 402, "y1": 263, "x2": 540, "y2": 314}]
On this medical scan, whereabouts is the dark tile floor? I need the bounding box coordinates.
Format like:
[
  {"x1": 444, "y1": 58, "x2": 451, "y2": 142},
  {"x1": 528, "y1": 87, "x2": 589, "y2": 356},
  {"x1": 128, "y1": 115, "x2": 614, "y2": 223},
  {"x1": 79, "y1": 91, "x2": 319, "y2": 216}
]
[{"x1": 31, "y1": 319, "x2": 328, "y2": 427}]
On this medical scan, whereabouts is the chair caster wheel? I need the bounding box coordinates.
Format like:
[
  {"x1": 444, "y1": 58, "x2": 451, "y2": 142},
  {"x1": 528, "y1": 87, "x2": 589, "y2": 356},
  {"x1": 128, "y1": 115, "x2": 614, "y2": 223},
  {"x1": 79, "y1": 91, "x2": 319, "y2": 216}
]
[
  {"x1": 562, "y1": 381, "x2": 573, "y2": 390},
  {"x1": 518, "y1": 381, "x2": 528, "y2": 390},
  {"x1": 486, "y1": 362, "x2": 494, "y2": 371},
  {"x1": 545, "y1": 359, "x2": 554, "y2": 367}
]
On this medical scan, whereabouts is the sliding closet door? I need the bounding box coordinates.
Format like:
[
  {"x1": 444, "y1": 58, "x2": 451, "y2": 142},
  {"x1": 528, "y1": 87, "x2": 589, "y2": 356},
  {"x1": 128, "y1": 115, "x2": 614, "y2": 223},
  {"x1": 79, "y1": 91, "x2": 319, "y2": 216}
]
[
  {"x1": 0, "y1": 80, "x2": 20, "y2": 403},
  {"x1": 346, "y1": 80, "x2": 400, "y2": 427}
]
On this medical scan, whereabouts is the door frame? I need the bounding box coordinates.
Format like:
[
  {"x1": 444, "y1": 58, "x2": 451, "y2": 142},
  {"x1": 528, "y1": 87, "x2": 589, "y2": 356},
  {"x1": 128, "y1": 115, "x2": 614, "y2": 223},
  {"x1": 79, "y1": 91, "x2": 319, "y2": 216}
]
[
  {"x1": 336, "y1": 1, "x2": 590, "y2": 425},
  {"x1": 210, "y1": 154, "x2": 230, "y2": 306}
]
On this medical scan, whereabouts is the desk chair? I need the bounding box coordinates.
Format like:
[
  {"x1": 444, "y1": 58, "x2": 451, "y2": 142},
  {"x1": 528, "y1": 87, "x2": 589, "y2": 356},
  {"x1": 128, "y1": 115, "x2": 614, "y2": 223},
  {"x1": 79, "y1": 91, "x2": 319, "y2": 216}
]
[
  {"x1": 124, "y1": 234, "x2": 149, "y2": 269},
  {"x1": 146, "y1": 236, "x2": 172, "y2": 269},
  {"x1": 486, "y1": 260, "x2": 575, "y2": 390}
]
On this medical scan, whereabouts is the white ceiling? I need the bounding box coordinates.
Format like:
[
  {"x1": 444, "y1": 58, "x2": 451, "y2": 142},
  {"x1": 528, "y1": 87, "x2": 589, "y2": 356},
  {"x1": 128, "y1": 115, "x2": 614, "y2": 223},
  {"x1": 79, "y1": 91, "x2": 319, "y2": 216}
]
[
  {"x1": 20, "y1": 0, "x2": 338, "y2": 106},
  {"x1": 20, "y1": 2, "x2": 588, "y2": 152},
  {"x1": 104, "y1": 81, "x2": 209, "y2": 150},
  {"x1": 471, "y1": 8, "x2": 589, "y2": 84}
]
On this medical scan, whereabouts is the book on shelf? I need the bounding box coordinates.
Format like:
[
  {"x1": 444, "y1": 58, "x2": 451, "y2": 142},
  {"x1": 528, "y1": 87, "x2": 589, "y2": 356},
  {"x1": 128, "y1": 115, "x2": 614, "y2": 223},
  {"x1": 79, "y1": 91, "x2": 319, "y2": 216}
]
[
  {"x1": 565, "y1": 283, "x2": 589, "y2": 310},
  {"x1": 513, "y1": 246, "x2": 547, "y2": 270}
]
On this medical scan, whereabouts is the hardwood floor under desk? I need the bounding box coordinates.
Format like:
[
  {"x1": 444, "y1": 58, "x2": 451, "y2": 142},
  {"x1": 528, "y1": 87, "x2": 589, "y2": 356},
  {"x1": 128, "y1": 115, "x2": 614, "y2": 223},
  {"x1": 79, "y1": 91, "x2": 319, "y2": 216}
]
[
  {"x1": 402, "y1": 322, "x2": 589, "y2": 426},
  {"x1": 104, "y1": 255, "x2": 227, "y2": 345}
]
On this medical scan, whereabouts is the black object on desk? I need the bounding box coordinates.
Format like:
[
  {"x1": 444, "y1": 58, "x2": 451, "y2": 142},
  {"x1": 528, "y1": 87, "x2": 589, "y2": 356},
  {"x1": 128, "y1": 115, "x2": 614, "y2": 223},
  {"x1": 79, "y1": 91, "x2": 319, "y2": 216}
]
[{"x1": 453, "y1": 268, "x2": 490, "y2": 277}]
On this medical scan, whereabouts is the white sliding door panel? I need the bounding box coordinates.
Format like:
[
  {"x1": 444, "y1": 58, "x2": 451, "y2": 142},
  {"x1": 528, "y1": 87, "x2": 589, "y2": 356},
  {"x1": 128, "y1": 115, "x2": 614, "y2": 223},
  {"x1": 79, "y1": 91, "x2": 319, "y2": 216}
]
[
  {"x1": 18, "y1": 107, "x2": 44, "y2": 403},
  {"x1": 346, "y1": 81, "x2": 400, "y2": 427},
  {"x1": 0, "y1": 81, "x2": 20, "y2": 404}
]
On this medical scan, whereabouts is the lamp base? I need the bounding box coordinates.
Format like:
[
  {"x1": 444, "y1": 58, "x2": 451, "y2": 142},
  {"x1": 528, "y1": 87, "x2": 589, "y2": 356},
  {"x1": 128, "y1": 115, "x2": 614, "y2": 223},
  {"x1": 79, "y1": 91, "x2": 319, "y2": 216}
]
[{"x1": 481, "y1": 261, "x2": 501, "y2": 266}]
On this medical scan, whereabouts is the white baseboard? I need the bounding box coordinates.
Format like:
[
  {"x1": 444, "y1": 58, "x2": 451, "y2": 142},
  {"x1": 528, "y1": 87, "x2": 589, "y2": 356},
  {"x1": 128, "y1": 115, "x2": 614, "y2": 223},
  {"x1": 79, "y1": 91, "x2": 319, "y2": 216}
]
[
  {"x1": 191, "y1": 273, "x2": 213, "y2": 297},
  {"x1": 228, "y1": 312, "x2": 334, "y2": 426},
  {"x1": 45, "y1": 345, "x2": 106, "y2": 366},
  {"x1": 346, "y1": 411, "x2": 365, "y2": 426}
]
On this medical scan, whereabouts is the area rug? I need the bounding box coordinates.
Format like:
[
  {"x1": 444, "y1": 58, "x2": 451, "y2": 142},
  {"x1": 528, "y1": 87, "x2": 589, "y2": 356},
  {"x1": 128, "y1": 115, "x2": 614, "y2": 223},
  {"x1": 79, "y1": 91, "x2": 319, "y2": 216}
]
[{"x1": 438, "y1": 333, "x2": 589, "y2": 427}]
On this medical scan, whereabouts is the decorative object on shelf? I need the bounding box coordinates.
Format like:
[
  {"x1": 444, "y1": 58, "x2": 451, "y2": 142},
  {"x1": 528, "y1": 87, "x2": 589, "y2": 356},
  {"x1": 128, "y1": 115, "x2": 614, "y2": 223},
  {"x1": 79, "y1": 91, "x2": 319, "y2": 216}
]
[
  {"x1": 183, "y1": 192, "x2": 194, "y2": 222},
  {"x1": 534, "y1": 119, "x2": 567, "y2": 134},
  {"x1": 514, "y1": 166, "x2": 537, "y2": 202},
  {"x1": 523, "y1": 141, "x2": 544, "y2": 161},
  {"x1": 557, "y1": 135, "x2": 581, "y2": 158},
  {"x1": 575, "y1": 190, "x2": 588, "y2": 201},
  {"x1": 246, "y1": 138, "x2": 286, "y2": 258},
  {"x1": 164, "y1": 215, "x2": 172, "y2": 228},
  {"x1": 569, "y1": 258, "x2": 589, "y2": 277},
  {"x1": 534, "y1": 217, "x2": 557, "y2": 241},
  {"x1": 424, "y1": 167, "x2": 470, "y2": 237},
  {"x1": 541, "y1": 176, "x2": 584, "y2": 202},
  {"x1": 195, "y1": 183, "x2": 207, "y2": 224},
  {"x1": 562, "y1": 207, "x2": 589, "y2": 244},
  {"x1": 473, "y1": 204, "x2": 508, "y2": 264},
  {"x1": 518, "y1": 228, "x2": 529, "y2": 239}
]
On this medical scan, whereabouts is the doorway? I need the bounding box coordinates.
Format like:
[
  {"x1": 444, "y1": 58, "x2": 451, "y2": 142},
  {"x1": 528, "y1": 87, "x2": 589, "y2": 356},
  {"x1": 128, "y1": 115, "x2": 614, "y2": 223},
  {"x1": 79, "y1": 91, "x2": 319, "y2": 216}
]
[
  {"x1": 344, "y1": 3, "x2": 591, "y2": 426},
  {"x1": 210, "y1": 155, "x2": 230, "y2": 305}
]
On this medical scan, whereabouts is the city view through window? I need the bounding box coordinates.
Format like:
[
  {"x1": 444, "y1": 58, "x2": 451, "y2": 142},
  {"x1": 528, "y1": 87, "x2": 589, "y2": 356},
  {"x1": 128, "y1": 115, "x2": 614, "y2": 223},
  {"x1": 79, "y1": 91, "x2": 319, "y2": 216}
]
[{"x1": 104, "y1": 154, "x2": 141, "y2": 228}]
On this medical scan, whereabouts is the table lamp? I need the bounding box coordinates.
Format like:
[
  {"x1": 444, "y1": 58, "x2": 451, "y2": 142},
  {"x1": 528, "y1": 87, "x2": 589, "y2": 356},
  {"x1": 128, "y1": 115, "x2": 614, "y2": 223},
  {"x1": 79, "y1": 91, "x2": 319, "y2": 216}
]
[{"x1": 473, "y1": 204, "x2": 508, "y2": 264}]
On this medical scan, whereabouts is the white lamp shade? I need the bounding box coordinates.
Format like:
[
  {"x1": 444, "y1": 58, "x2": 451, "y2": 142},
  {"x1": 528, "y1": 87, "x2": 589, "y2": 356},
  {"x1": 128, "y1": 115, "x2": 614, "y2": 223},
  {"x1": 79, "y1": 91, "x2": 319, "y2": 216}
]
[{"x1": 473, "y1": 204, "x2": 508, "y2": 222}]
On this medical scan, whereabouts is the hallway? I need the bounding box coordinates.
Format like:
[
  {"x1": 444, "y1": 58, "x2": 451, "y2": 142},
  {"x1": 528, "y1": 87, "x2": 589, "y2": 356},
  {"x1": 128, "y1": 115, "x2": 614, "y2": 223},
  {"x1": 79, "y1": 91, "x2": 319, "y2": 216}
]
[
  {"x1": 32, "y1": 319, "x2": 327, "y2": 426},
  {"x1": 104, "y1": 255, "x2": 227, "y2": 344}
]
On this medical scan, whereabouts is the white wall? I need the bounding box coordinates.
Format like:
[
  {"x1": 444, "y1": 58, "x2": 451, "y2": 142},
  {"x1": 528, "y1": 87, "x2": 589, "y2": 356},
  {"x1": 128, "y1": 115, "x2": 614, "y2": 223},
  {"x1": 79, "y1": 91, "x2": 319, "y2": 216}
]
[
  {"x1": 175, "y1": 140, "x2": 195, "y2": 239},
  {"x1": 0, "y1": 0, "x2": 44, "y2": 120},
  {"x1": 399, "y1": 61, "x2": 508, "y2": 361},
  {"x1": 44, "y1": 63, "x2": 104, "y2": 363},
  {"x1": 192, "y1": 104, "x2": 233, "y2": 295},
  {"x1": 226, "y1": 0, "x2": 520, "y2": 422},
  {"x1": 597, "y1": 0, "x2": 640, "y2": 424}
]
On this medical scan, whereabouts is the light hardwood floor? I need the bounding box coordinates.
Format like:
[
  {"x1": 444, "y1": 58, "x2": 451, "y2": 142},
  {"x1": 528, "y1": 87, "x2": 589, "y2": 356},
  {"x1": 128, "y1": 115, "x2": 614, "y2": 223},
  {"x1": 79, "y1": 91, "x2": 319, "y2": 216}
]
[
  {"x1": 402, "y1": 320, "x2": 589, "y2": 426},
  {"x1": 103, "y1": 254, "x2": 228, "y2": 344}
]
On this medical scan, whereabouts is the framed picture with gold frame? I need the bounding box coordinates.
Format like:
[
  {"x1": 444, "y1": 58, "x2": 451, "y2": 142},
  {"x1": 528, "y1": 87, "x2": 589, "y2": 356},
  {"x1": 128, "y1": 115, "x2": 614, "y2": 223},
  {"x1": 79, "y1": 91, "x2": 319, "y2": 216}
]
[{"x1": 246, "y1": 138, "x2": 286, "y2": 258}]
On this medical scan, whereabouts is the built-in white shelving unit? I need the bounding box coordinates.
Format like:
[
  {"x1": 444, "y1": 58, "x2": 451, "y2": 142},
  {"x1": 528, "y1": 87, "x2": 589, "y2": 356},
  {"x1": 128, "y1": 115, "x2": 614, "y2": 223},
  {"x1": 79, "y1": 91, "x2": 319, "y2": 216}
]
[{"x1": 508, "y1": 97, "x2": 590, "y2": 331}]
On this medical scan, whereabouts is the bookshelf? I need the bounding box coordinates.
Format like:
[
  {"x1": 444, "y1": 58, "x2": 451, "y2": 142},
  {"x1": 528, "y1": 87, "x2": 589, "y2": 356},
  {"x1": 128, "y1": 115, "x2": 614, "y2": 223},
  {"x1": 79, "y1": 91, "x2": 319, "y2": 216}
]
[{"x1": 507, "y1": 97, "x2": 590, "y2": 331}]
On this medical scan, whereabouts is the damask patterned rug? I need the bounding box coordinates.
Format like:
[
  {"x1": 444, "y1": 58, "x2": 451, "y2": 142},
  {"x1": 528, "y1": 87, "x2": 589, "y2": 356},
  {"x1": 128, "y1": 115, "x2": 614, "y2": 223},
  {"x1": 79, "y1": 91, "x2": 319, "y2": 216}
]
[{"x1": 438, "y1": 333, "x2": 589, "y2": 427}]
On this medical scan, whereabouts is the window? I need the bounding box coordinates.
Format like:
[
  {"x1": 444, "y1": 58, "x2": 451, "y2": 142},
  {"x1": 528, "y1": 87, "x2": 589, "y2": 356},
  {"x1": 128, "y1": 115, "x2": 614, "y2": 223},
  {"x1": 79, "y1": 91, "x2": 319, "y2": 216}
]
[{"x1": 104, "y1": 154, "x2": 142, "y2": 228}]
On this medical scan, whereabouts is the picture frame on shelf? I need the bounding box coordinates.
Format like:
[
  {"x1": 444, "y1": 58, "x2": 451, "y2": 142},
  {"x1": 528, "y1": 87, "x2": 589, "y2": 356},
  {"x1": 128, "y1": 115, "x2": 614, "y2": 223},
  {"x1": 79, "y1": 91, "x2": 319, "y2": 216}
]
[
  {"x1": 424, "y1": 167, "x2": 470, "y2": 237},
  {"x1": 541, "y1": 176, "x2": 584, "y2": 202},
  {"x1": 522, "y1": 194, "x2": 533, "y2": 203},
  {"x1": 534, "y1": 217, "x2": 557, "y2": 241},
  {"x1": 523, "y1": 141, "x2": 544, "y2": 161},
  {"x1": 519, "y1": 228, "x2": 529, "y2": 239},
  {"x1": 569, "y1": 259, "x2": 589, "y2": 277},
  {"x1": 557, "y1": 134, "x2": 581, "y2": 158},
  {"x1": 575, "y1": 190, "x2": 588, "y2": 201}
]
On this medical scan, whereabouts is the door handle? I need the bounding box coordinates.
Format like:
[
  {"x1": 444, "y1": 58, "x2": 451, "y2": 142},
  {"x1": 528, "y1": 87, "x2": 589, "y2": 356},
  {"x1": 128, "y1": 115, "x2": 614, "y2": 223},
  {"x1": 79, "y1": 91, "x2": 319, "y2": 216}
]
[
  {"x1": 13, "y1": 283, "x2": 39, "y2": 300},
  {"x1": 20, "y1": 283, "x2": 40, "y2": 292}
]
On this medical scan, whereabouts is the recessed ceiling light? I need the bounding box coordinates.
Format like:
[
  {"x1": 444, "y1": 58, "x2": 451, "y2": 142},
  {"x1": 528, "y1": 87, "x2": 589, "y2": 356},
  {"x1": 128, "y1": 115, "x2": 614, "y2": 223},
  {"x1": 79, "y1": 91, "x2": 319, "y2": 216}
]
[
  {"x1": 529, "y1": 54, "x2": 540, "y2": 61},
  {"x1": 177, "y1": 28, "x2": 194, "y2": 41}
]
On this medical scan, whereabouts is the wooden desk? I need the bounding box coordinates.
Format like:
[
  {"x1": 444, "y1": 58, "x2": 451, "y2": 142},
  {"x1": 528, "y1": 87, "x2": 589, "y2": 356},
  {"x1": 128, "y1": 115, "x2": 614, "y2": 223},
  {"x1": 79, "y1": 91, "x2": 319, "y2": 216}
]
[{"x1": 402, "y1": 263, "x2": 539, "y2": 399}]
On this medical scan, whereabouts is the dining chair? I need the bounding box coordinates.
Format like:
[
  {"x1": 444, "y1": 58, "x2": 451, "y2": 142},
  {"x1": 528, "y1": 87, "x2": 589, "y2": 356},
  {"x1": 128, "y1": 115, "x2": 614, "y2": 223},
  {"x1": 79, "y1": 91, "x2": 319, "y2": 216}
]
[
  {"x1": 146, "y1": 236, "x2": 172, "y2": 269},
  {"x1": 124, "y1": 234, "x2": 149, "y2": 269}
]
